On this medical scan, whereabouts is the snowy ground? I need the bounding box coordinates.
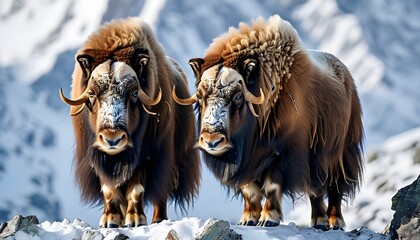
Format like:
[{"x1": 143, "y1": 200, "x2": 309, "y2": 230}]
[{"x1": 5, "y1": 217, "x2": 388, "y2": 240}]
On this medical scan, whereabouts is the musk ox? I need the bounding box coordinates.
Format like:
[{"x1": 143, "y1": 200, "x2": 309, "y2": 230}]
[
  {"x1": 60, "y1": 17, "x2": 200, "y2": 227},
  {"x1": 173, "y1": 15, "x2": 364, "y2": 229}
]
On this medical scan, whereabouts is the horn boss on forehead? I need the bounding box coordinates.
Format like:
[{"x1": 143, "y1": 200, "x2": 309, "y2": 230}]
[
  {"x1": 60, "y1": 48, "x2": 163, "y2": 116},
  {"x1": 173, "y1": 57, "x2": 265, "y2": 118}
]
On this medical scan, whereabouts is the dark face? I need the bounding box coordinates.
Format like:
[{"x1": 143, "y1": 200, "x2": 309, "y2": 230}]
[
  {"x1": 87, "y1": 60, "x2": 140, "y2": 155},
  {"x1": 194, "y1": 65, "x2": 248, "y2": 156},
  {"x1": 172, "y1": 58, "x2": 264, "y2": 156},
  {"x1": 61, "y1": 49, "x2": 161, "y2": 156}
]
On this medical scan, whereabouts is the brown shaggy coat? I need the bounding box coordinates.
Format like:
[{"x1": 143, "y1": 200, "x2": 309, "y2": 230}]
[
  {"x1": 184, "y1": 15, "x2": 364, "y2": 229},
  {"x1": 66, "y1": 18, "x2": 200, "y2": 226}
]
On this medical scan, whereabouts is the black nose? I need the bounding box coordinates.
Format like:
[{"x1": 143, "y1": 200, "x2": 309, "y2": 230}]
[
  {"x1": 106, "y1": 137, "x2": 122, "y2": 147},
  {"x1": 204, "y1": 137, "x2": 224, "y2": 149},
  {"x1": 99, "y1": 131, "x2": 126, "y2": 147}
]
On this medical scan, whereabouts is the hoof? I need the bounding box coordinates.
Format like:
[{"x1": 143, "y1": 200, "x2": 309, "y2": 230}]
[
  {"x1": 246, "y1": 220, "x2": 257, "y2": 226},
  {"x1": 238, "y1": 220, "x2": 257, "y2": 226},
  {"x1": 99, "y1": 213, "x2": 123, "y2": 229},
  {"x1": 108, "y1": 223, "x2": 119, "y2": 228},
  {"x1": 257, "y1": 220, "x2": 279, "y2": 227},
  {"x1": 313, "y1": 224, "x2": 344, "y2": 231},
  {"x1": 125, "y1": 213, "x2": 147, "y2": 227},
  {"x1": 99, "y1": 222, "x2": 120, "y2": 228},
  {"x1": 152, "y1": 218, "x2": 165, "y2": 224},
  {"x1": 314, "y1": 224, "x2": 329, "y2": 231},
  {"x1": 257, "y1": 209, "x2": 281, "y2": 227},
  {"x1": 125, "y1": 223, "x2": 145, "y2": 228}
]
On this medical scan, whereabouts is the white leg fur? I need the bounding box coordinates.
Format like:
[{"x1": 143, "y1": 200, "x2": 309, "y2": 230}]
[
  {"x1": 239, "y1": 182, "x2": 263, "y2": 225},
  {"x1": 125, "y1": 183, "x2": 146, "y2": 226},
  {"x1": 100, "y1": 184, "x2": 124, "y2": 228},
  {"x1": 258, "y1": 176, "x2": 283, "y2": 226}
]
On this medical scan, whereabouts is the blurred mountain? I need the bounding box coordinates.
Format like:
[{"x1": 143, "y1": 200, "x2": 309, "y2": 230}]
[{"x1": 0, "y1": 0, "x2": 419, "y2": 232}]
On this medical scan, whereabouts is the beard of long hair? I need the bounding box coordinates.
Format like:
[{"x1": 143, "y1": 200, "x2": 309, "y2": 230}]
[
  {"x1": 201, "y1": 137, "x2": 244, "y2": 184},
  {"x1": 90, "y1": 148, "x2": 138, "y2": 188}
]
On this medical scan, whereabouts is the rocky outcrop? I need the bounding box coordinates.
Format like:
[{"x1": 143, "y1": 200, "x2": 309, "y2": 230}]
[
  {"x1": 388, "y1": 175, "x2": 420, "y2": 239},
  {"x1": 0, "y1": 215, "x2": 40, "y2": 238},
  {"x1": 82, "y1": 229, "x2": 104, "y2": 240},
  {"x1": 195, "y1": 219, "x2": 242, "y2": 240}
]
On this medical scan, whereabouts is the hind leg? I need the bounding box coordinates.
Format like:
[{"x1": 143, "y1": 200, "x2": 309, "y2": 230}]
[
  {"x1": 309, "y1": 195, "x2": 328, "y2": 230},
  {"x1": 152, "y1": 200, "x2": 168, "y2": 223},
  {"x1": 239, "y1": 182, "x2": 263, "y2": 226},
  {"x1": 326, "y1": 183, "x2": 345, "y2": 230}
]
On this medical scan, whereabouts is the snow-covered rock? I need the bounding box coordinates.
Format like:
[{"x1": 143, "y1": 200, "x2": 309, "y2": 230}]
[
  {"x1": 0, "y1": 215, "x2": 388, "y2": 240},
  {"x1": 387, "y1": 175, "x2": 420, "y2": 239}
]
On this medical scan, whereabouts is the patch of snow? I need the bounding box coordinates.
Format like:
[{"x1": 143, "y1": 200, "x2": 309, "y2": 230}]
[
  {"x1": 4, "y1": 217, "x2": 388, "y2": 240},
  {"x1": 0, "y1": 0, "x2": 108, "y2": 84},
  {"x1": 139, "y1": 0, "x2": 167, "y2": 29}
]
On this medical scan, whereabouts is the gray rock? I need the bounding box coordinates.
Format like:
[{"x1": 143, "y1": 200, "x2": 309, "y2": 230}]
[
  {"x1": 389, "y1": 175, "x2": 420, "y2": 239},
  {"x1": 166, "y1": 229, "x2": 180, "y2": 240},
  {"x1": 349, "y1": 226, "x2": 388, "y2": 239},
  {"x1": 82, "y1": 229, "x2": 104, "y2": 240},
  {"x1": 113, "y1": 233, "x2": 129, "y2": 240},
  {"x1": 0, "y1": 215, "x2": 40, "y2": 238},
  {"x1": 396, "y1": 216, "x2": 420, "y2": 240},
  {"x1": 195, "y1": 219, "x2": 242, "y2": 240}
]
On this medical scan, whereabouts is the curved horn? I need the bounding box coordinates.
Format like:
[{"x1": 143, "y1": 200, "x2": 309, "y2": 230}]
[
  {"x1": 70, "y1": 104, "x2": 86, "y2": 116},
  {"x1": 242, "y1": 82, "x2": 265, "y2": 105},
  {"x1": 247, "y1": 102, "x2": 259, "y2": 118},
  {"x1": 138, "y1": 87, "x2": 162, "y2": 106},
  {"x1": 241, "y1": 82, "x2": 264, "y2": 117},
  {"x1": 142, "y1": 104, "x2": 158, "y2": 116},
  {"x1": 172, "y1": 86, "x2": 199, "y2": 105},
  {"x1": 59, "y1": 88, "x2": 90, "y2": 106}
]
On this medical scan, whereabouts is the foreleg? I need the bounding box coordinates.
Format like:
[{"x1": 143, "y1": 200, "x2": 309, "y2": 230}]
[
  {"x1": 100, "y1": 184, "x2": 124, "y2": 228},
  {"x1": 258, "y1": 176, "x2": 282, "y2": 227},
  {"x1": 238, "y1": 182, "x2": 263, "y2": 226},
  {"x1": 125, "y1": 182, "x2": 147, "y2": 227}
]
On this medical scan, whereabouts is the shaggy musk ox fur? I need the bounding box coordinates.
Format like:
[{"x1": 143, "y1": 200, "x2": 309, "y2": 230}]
[
  {"x1": 61, "y1": 17, "x2": 200, "y2": 227},
  {"x1": 174, "y1": 15, "x2": 364, "y2": 229}
]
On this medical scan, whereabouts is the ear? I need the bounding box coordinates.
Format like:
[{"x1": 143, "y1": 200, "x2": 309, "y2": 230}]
[
  {"x1": 76, "y1": 54, "x2": 94, "y2": 82},
  {"x1": 242, "y1": 58, "x2": 258, "y2": 81},
  {"x1": 188, "y1": 58, "x2": 204, "y2": 77},
  {"x1": 137, "y1": 53, "x2": 150, "y2": 66},
  {"x1": 133, "y1": 49, "x2": 150, "y2": 81}
]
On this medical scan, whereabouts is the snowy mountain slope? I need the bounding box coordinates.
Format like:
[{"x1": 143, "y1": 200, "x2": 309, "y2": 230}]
[
  {"x1": 0, "y1": 71, "x2": 64, "y2": 221},
  {"x1": 0, "y1": 0, "x2": 419, "y2": 234},
  {"x1": 0, "y1": 0, "x2": 108, "y2": 224},
  {"x1": 336, "y1": 0, "x2": 420, "y2": 146},
  {"x1": 0, "y1": 0, "x2": 107, "y2": 83},
  {"x1": 286, "y1": 127, "x2": 420, "y2": 232},
  {"x1": 348, "y1": 128, "x2": 420, "y2": 230}
]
